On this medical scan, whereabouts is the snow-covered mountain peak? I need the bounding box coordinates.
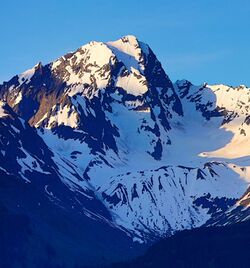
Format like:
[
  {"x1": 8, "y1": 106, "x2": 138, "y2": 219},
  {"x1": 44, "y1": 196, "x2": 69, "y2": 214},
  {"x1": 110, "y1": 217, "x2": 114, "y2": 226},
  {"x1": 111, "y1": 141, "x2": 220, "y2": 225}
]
[
  {"x1": 47, "y1": 35, "x2": 154, "y2": 97},
  {"x1": 45, "y1": 35, "x2": 174, "y2": 100},
  {"x1": 0, "y1": 35, "x2": 180, "y2": 132}
]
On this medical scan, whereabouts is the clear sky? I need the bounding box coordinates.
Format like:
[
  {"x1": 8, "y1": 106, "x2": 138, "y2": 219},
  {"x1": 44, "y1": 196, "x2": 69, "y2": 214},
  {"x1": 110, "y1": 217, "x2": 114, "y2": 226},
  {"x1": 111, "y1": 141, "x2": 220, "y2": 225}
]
[{"x1": 1, "y1": 0, "x2": 250, "y2": 86}]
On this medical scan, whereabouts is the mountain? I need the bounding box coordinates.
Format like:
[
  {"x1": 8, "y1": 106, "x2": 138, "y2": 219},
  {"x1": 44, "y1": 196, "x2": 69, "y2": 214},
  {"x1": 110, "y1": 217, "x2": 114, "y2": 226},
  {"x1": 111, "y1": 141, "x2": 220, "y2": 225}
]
[
  {"x1": 0, "y1": 35, "x2": 250, "y2": 266},
  {"x1": 0, "y1": 102, "x2": 144, "y2": 267}
]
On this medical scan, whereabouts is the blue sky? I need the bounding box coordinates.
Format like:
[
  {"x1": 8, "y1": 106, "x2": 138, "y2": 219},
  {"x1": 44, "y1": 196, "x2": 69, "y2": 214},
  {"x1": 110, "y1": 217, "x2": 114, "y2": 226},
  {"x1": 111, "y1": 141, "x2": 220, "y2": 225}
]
[{"x1": 1, "y1": 0, "x2": 250, "y2": 86}]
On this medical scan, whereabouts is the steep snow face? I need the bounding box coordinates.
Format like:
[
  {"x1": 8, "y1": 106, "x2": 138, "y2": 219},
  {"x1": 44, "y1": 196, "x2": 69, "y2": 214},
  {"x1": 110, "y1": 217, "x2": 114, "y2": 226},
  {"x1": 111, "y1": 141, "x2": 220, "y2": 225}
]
[
  {"x1": 115, "y1": 68, "x2": 148, "y2": 96},
  {"x1": 107, "y1": 35, "x2": 148, "y2": 73}
]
